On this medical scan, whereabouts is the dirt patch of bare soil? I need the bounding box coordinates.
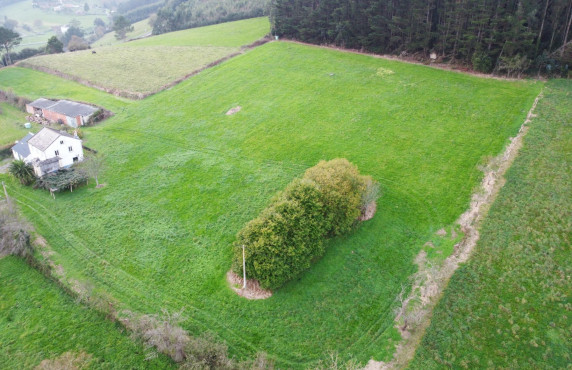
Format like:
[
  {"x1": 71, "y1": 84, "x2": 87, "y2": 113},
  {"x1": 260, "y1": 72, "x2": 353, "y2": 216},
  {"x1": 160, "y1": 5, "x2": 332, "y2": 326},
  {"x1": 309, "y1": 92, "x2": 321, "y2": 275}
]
[
  {"x1": 227, "y1": 271, "x2": 272, "y2": 300},
  {"x1": 365, "y1": 91, "x2": 544, "y2": 369},
  {"x1": 359, "y1": 202, "x2": 377, "y2": 221},
  {"x1": 226, "y1": 106, "x2": 242, "y2": 115}
]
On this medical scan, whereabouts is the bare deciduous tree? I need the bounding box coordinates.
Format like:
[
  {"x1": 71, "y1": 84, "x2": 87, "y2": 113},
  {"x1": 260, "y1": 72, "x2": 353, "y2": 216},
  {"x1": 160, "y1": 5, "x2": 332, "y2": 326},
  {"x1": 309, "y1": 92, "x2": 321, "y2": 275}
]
[{"x1": 81, "y1": 153, "x2": 105, "y2": 187}]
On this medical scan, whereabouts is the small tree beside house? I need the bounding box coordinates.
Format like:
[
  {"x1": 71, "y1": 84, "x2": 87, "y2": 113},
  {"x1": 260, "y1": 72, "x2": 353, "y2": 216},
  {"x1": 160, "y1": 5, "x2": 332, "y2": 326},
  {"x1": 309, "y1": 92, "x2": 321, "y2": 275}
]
[{"x1": 80, "y1": 153, "x2": 105, "y2": 187}]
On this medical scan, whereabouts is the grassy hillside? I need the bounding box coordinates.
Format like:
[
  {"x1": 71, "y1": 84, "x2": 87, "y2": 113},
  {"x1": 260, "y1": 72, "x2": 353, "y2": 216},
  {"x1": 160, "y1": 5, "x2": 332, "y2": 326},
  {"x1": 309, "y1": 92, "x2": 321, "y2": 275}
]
[
  {"x1": 94, "y1": 18, "x2": 152, "y2": 47},
  {"x1": 410, "y1": 80, "x2": 572, "y2": 368},
  {"x1": 0, "y1": 103, "x2": 32, "y2": 147},
  {"x1": 0, "y1": 67, "x2": 130, "y2": 112},
  {"x1": 0, "y1": 42, "x2": 541, "y2": 367},
  {"x1": 0, "y1": 256, "x2": 175, "y2": 368},
  {"x1": 20, "y1": 17, "x2": 270, "y2": 96}
]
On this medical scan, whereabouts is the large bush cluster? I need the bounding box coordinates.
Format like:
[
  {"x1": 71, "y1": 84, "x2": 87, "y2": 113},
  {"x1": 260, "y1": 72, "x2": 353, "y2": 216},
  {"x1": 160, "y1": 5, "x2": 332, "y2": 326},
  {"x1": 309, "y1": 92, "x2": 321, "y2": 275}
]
[{"x1": 232, "y1": 158, "x2": 379, "y2": 290}]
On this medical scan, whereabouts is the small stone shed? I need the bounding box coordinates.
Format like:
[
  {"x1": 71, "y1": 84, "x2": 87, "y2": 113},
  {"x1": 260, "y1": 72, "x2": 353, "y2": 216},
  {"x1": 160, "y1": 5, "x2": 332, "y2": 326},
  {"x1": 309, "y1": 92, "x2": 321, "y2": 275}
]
[{"x1": 26, "y1": 98, "x2": 99, "y2": 128}]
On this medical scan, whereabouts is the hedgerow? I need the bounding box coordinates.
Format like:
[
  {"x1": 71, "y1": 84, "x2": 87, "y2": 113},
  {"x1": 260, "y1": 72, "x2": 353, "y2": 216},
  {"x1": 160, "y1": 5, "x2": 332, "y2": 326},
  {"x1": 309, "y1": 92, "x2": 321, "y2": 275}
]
[{"x1": 232, "y1": 159, "x2": 378, "y2": 290}]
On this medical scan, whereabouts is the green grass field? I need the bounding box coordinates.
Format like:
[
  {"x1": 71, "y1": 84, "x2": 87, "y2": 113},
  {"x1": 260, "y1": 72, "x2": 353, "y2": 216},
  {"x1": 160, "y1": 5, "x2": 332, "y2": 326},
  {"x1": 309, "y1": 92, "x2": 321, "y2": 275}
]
[
  {"x1": 0, "y1": 256, "x2": 175, "y2": 369},
  {"x1": 0, "y1": 67, "x2": 130, "y2": 112},
  {"x1": 94, "y1": 18, "x2": 152, "y2": 47},
  {"x1": 0, "y1": 103, "x2": 33, "y2": 147},
  {"x1": 409, "y1": 79, "x2": 572, "y2": 369},
  {"x1": 0, "y1": 41, "x2": 542, "y2": 367},
  {"x1": 20, "y1": 17, "x2": 270, "y2": 96}
]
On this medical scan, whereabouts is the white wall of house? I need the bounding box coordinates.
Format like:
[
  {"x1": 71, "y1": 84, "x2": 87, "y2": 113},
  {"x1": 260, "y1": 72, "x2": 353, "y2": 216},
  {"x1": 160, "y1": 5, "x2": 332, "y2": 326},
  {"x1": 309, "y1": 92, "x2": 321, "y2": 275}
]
[
  {"x1": 28, "y1": 144, "x2": 49, "y2": 162},
  {"x1": 28, "y1": 136, "x2": 83, "y2": 167},
  {"x1": 47, "y1": 136, "x2": 84, "y2": 167}
]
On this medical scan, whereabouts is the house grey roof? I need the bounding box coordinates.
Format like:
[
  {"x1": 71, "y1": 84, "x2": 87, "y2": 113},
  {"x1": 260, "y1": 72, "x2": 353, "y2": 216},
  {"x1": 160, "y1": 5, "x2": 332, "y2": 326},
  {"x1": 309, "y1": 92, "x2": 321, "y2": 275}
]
[
  {"x1": 11, "y1": 133, "x2": 34, "y2": 158},
  {"x1": 28, "y1": 127, "x2": 78, "y2": 152},
  {"x1": 48, "y1": 100, "x2": 98, "y2": 117},
  {"x1": 28, "y1": 98, "x2": 57, "y2": 109}
]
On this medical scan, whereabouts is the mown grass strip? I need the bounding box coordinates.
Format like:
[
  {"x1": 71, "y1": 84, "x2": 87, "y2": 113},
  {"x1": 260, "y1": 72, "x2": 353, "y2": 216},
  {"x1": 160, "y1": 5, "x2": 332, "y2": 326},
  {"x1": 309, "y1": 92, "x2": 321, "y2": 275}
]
[{"x1": 410, "y1": 79, "x2": 572, "y2": 368}]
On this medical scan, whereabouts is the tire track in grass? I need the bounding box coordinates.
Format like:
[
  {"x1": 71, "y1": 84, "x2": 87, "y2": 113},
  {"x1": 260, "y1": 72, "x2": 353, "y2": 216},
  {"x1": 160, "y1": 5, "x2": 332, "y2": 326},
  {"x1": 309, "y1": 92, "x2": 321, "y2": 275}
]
[
  {"x1": 338, "y1": 180, "x2": 439, "y2": 361},
  {"x1": 7, "y1": 181, "x2": 305, "y2": 367},
  {"x1": 103, "y1": 126, "x2": 310, "y2": 172}
]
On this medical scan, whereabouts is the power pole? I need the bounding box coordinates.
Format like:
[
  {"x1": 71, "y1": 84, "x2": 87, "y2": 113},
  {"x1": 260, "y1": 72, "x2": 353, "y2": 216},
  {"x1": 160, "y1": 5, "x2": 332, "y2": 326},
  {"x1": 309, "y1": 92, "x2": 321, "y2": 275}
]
[
  {"x1": 2, "y1": 181, "x2": 13, "y2": 213},
  {"x1": 242, "y1": 245, "x2": 247, "y2": 289}
]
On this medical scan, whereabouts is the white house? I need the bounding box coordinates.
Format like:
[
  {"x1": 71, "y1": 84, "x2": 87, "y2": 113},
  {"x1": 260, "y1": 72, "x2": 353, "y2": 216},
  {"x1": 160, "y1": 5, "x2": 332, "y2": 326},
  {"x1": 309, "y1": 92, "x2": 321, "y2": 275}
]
[{"x1": 12, "y1": 127, "x2": 84, "y2": 177}]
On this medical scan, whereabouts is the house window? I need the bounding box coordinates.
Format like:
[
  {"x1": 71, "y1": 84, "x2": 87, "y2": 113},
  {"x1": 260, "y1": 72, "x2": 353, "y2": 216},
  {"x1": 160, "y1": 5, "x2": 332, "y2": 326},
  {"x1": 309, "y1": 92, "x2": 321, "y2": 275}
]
[
  {"x1": 55, "y1": 150, "x2": 59, "y2": 156},
  {"x1": 60, "y1": 140, "x2": 64, "y2": 144},
  {"x1": 68, "y1": 146, "x2": 73, "y2": 152}
]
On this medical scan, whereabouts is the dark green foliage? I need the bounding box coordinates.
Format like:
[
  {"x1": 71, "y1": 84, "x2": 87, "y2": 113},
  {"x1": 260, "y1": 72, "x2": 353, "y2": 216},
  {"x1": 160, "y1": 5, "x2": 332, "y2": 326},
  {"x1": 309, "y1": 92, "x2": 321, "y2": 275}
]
[
  {"x1": 62, "y1": 26, "x2": 84, "y2": 48},
  {"x1": 46, "y1": 36, "x2": 63, "y2": 54},
  {"x1": 233, "y1": 178, "x2": 328, "y2": 289},
  {"x1": 9, "y1": 159, "x2": 35, "y2": 185},
  {"x1": 93, "y1": 18, "x2": 106, "y2": 28},
  {"x1": 0, "y1": 26, "x2": 21, "y2": 65},
  {"x1": 152, "y1": 0, "x2": 268, "y2": 35},
  {"x1": 497, "y1": 54, "x2": 532, "y2": 78},
  {"x1": 411, "y1": 80, "x2": 572, "y2": 368},
  {"x1": 271, "y1": 0, "x2": 572, "y2": 76},
  {"x1": 113, "y1": 16, "x2": 135, "y2": 40},
  {"x1": 2, "y1": 47, "x2": 45, "y2": 66},
  {"x1": 35, "y1": 169, "x2": 88, "y2": 192},
  {"x1": 471, "y1": 52, "x2": 493, "y2": 73},
  {"x1": 304, "y1": 158, "x2": 368, "y2": 236},
  {"x1": 233, "y1": 159, "x2": 375, "y2": 290},
  {"x1": 13, "y1": 47, "x2": 43, "y2": 60}
]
